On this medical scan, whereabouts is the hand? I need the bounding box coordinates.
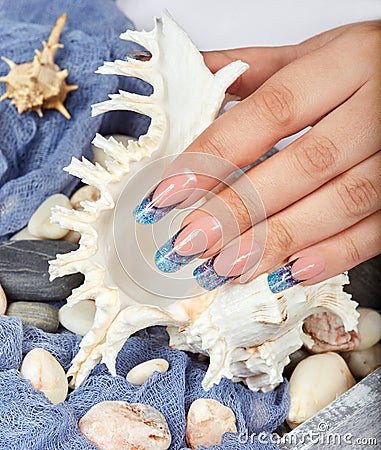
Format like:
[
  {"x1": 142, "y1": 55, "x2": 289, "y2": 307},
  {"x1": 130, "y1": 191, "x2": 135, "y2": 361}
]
[{"x1": 134, "y1": 21, "x2": 381, "y2": 292}]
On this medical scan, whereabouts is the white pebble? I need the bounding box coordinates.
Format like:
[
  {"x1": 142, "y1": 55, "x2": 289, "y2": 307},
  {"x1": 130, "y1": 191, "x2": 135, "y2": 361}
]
[
  {"x1": 70, "y1": 185, "x2": 100, "y2": 211},
  {"x1": 92, "y1": 134, "x2": 135, "y2": 168},
  {"x1": 186, "y1": 399, "x2": 237, "y2": 449},
  {"x1": 79, "y1": 401, "x2": 171, "y2": 450},
  {"x1": 354, "y1": 307, "x2": 381, "y2": 351},
  {"x1": 11, "y1": 227, "x2": 42, "y2": 240},
  {"x1": 0, "y1": 284, "x2": 7, "y2": 315},
  {"x1": 28, "y1": 194, "x2": 72, "y2": 239},
  {"x1": 59, "y1": 300, "x2": 96, "y2": 336},
  {"x1": 287, "y1": 352, "x2": 355, "y2": 429},
  {"x1": 20, "y1": 348, "x2": 68, "y2": 404},
  {"x1": 126, "y1": 358, "x2": 169, "y2": 386},
  {"x1": 343, "y1": 343, "x2": 381, "y2": 379}
]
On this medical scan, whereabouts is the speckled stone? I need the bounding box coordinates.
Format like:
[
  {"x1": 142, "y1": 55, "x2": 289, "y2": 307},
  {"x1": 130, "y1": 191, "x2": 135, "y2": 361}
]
[
  {"x1": 6, "y1": 301, "x2": 59, "y2": 332},
  {"x1": 79, "y1": 401, "x2": 171, "y2": 450},
  {"x1": 0, "y1": 240, "x2": 84, "y2": 301},
  {"x1": 186, "y1": 398, "x2": 237, "y2": 448}
]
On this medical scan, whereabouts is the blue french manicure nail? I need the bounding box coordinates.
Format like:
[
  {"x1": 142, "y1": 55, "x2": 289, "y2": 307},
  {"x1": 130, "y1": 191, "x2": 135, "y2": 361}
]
[
  {"x1": 193, "y1": 256, "x2": 237, "y2": 290},
  {"x1": 155, "y1": 229, "x2": 202, "y2": 273},
  {"x1": 267, "y1": 255, "x2": 325, "y2": 293},
  {"x1": 267, "y1": 261, "x2": 298, "y2": 294},
  {"x1": 133, "y1": 189, "x2": 178, "y2": 224}
]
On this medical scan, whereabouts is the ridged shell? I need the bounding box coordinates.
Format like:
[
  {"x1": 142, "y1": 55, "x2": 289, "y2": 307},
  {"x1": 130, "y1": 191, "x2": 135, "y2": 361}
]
[{"x1": 49, "y1": 11, "x2": 358, "y2": 391}]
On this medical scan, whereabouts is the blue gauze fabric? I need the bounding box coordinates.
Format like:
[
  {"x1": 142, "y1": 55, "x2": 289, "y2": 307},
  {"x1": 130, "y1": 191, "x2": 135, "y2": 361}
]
[
  {"x1": 0, "y1": 0, "x2": 151, "y2": 239},
  {"x1": 0, "y1": 317, "x2": 289, "y2": 449}
]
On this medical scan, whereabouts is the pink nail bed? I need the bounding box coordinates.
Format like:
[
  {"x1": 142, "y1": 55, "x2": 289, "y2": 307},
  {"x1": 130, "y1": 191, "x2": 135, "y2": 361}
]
[
  {"x1": 291, "y1": 254, "x2": 326, "y2": 281},
  {"x1": 152, "y1": 169, "x2": 197, "y2": 208},
  {"x1": 214, "y1": 240, "x2": 262, "y2": 277},
  {"x1": 174, "y1": 215, "x2": 221, "y2": 256}
]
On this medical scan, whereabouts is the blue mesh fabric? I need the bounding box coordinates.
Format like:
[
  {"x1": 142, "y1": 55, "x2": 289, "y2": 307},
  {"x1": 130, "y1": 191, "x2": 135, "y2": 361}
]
[
  {"x1": 0, "y1": 0, "x2": 151, "y2": 239},
  {"x1": 0, "y1": 317, "x2": 289, "y2": 449}
]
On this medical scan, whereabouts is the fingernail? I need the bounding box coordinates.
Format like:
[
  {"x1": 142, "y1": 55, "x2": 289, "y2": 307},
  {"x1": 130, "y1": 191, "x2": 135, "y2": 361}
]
[
  {"x1": 267, "y1": 255, "x2": 326, "y2": 294},
  {"x1": 193, "y1": 240, "x2": 262, "y2": 290},
  {"x1": 174, "y1": 215, "x2": 221, "y2": 256},
  {"x1": 133, "y1": 170, "x2": 196, "y2": 224},
  {"x1": 155, "y1": 228, "x2": 203, "y2": 273},
  {"x1": 152, "y1": 170, "x2": 197, "y2": 208}
]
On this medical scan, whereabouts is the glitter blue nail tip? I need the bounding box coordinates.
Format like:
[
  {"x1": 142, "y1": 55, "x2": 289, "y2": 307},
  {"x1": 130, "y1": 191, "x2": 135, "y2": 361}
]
[
  {"x1": 267, "y1": 261, "x2": 299, "y2": 293},
  {"x1": 133, "y1": 190, "x2": 177, "y2": 224},
  {"x1": 155, "y1": 230, "x2": 201, "y2": 273},
  {"x1": 193, "y1": 256, "x2": 236, "y2": 291}
]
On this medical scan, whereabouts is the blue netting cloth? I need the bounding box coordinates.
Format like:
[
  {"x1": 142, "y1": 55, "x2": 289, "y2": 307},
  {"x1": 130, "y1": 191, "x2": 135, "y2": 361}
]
[
  {"x1": 0, "y1": 316, "x2": 289, "y2": 449},
  {"x1": 0, "y1": 0, "x2": 151, "y2": 239}
]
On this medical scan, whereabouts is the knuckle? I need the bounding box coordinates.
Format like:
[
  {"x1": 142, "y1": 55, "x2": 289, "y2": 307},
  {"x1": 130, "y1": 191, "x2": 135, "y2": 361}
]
[
  {"x1": 292, "y1": 135, "x2": 340, "y2": 180},
  {"x1": 339, "y1": 232, "x2": 362, "y2": 267},
  {"x1": 335, "y1": 173, "x2": 379, "y2": 219},
  {"x1": 224, "y1": 188, "x2": 251, "y2": 231},
  {"x1": 197, "y1": 130, "x2": 233, "y2": 161},
  {"x1": 252, "y1": 82, "x2": 296, "y2": 128},
  {"x1": 267, "y1": 216, "x2": 296, "y2": 257}
]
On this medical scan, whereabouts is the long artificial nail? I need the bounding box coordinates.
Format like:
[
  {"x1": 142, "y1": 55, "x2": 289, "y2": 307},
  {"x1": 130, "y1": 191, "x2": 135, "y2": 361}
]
[
  {"x1": 174, "y1": 215, "x2": 221, "y2": 256},
  {"x1": 133, "y1": 171, "x2": 196, "y2": 224},
  {"x1": 193, "y1": 240, "x2": 262, "y2": 290},
  {"x1": 155, "y1": 228, "x2": 203, "y2": 273},
  {"x1": 267, "y1": 255, "x2": 326, "y2": 294}
]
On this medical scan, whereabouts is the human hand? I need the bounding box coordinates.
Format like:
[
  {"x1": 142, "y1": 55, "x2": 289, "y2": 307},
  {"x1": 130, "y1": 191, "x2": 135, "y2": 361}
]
[{"x1": 134, "y1": 21, "x2": 381, "y2": 292}]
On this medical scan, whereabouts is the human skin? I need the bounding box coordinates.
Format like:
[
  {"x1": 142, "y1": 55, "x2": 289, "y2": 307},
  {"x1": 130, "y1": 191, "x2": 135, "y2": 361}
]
[{"x1": 140, "y1": 21, "x2": 381, "y2": 287}]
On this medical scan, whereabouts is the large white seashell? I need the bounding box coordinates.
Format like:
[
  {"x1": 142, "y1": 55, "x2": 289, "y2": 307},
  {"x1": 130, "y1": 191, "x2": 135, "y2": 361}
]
[
  {"x1": 186, "y1": 398, "x2": 237, "y2": 448},
  {"x1": 20, "y1": 348, "x2": 68, "y2": 404},
  {"x1": 286, "y1": 352, "x2": 356, "y2": 429},
  {"x1": 49, "y1": 11, "x2": 359, "y2": 392}
]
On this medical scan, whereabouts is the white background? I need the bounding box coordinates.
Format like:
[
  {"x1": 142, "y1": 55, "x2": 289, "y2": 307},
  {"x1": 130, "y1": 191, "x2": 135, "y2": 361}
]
[{"x1": 117, "y1": 0, "x2": 381, "y2": 49}]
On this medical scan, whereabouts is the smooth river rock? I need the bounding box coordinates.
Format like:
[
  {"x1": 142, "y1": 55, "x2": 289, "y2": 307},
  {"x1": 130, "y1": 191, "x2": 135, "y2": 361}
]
[
  {"x1": 20, "y1": 348, "x2": 68, "y2": 404},
  {"x1": 79, "y1": 401, "x2": 171, "y2": 450},
  {"x1": 0, "y1": 240, "x2": 84, "y2": 301},
  {"x1": 6, "y1": 301, "x2": 59, "y2": 332}
]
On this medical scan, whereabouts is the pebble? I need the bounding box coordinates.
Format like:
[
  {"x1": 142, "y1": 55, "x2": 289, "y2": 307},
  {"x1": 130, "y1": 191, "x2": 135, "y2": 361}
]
[
  {"x1": 20, "y1": 348, "x2": 68, "y2": 404},
  {"x1": 59, "y1": 300, "x2": 96, "y2": 336},
  {"x1": 28, "y1": 194, "x2": 72, "y2": 239},
  {"x1": 343, "y1": 343, "x2": 381, "y2": 379},
  {"x1": 10, "y1": 227, "x2": 41, "y2": 240},
  {"x1": 126, "y1": 358, "x2": 169, "y2": 386},
  {"x1": 70, "y1": 186, "x2": 100, "y2": 211},
  {"x1": 6, "y1": 301, "x2": 59, "y2": 332},
  {"x1": 287, "y1": 352, "x2": 356, "y2": 429},
  {"x1": 92, "y1": 134, "x2": 135, "y2": 168},
  {"x1": 0, "y1": 284, "x2": 7, "y2": 314},
  {"x1": 354, "y1": 307, "x2": 381, "y2": 351},
  {"x1": 0, "y1": 240, "x2": 84, "y2": 301},
  {"x1": 186, "y1": 399, "x2": 237, "y2": 449},
  {"x1": 79, "y1": 401, "x2": 171, "y2": 450}
]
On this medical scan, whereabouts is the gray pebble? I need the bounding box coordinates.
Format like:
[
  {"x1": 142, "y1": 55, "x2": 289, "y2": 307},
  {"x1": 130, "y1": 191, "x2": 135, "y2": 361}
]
[
  {"x1": 0, "y1": 240, "x2": 84, "y2": 301},
  {"x1": 6, "y1": 301, "x2": 59, "y2": 332}
]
